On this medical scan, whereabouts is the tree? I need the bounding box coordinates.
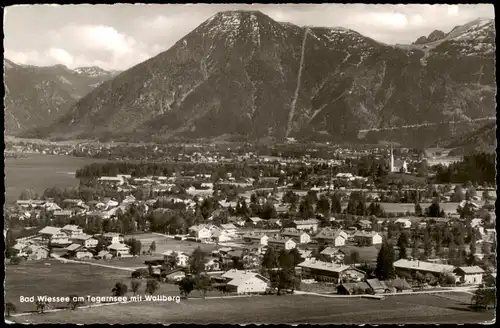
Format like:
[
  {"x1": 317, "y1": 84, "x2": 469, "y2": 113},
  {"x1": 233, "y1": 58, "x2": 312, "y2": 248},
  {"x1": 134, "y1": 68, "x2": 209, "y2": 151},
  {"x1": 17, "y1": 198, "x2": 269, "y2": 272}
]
[
  {"x1": 189, "y1": 247, "x2": 207, "y2": 275},
  {"x1": 298, "y1": 197, "x2": 314, "y2": 219},
  {"x1": 131, "y1": 278, "x2": 142, "y2": 296},
  {"x1": 124, "y1": 238, "x2": 142, "y2": 256},
  {"x1": 288, "y1": 248, "x2": 304, "y2": 266},
  {"x1": 482, "y1": 190, "x2": 490, "y2": 204},
  {"x1": 349, "y1": 250, "x2": 360, "y2": 264},
  {"x1": 330, "y1": 193, "x2": 342, "y2": 215},
  {"x1": 178, "y1": 276, "x2": 195, "y2": 298},
  {"x1": 316, "y1": 196, "x2": 331, "y2": 218},
  {"x1": 262, "y1": 247, "x2": 277, "y2": 269},
  {"x1": 426, "y1": 201, "x2": 442, "y2": 217},
  {"x1": 35, "y1": 300, "x2": 50, "y2": 314},
  {"x1": 411, "y1": 239, "x2": 419, "y2": 259},
  {"x1": 423, "y1": 229, "x2": 432, "y2": 258},
  {"x1": 195, "y1": 274, "x2": 212, "y2": 298},
  {"x1": 397, "y1": 232, "x2": 409, "y2": 259},
  {"x1": 19, "y1": 188, "x2": 37, "y2": 200},
  {"x1": 149, "y1": 241, "x2": 157, "y2": 254},
  {"x1": 5, "y1": 302, "x2": 17, "y2": 317},
  {"x1": 145, "y1": 279, "x2": 160, "y2": 295},
  {"x1": 112, "y1": 282, "x2": 128, "y2": 296},
  {"x1": 472, "y1": 288, "x2": 496, "y2": 310},
  {"x1": 414, "y1": 203, "x2": 422, "y2": 216},
  {"x1": 67, "y1": 295, "x2": 84, "y2": 310},
  {"x1": 375, "y1": 240, "x2": 395, "y2": 280}
]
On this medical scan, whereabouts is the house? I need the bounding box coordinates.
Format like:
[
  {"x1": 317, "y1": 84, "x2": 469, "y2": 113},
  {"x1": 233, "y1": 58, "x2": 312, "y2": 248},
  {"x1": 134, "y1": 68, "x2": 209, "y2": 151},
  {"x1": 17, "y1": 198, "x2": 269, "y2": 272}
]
[
  {"x1": 281, "y1": 228, "x2": 311, "y2": 244},
  {"x1": 53, "y1": 210, "x2": 74, "y2": 219},
  {"x1": 268, "y1": 218, "x2": 283, "y2": 227},
  {"x1": 243, "y1": 233, "x2": 269, "y2": 246},
  {"x1": 39, "y1": 226, "x2": 70, "y2": 246},
  {"x1": 314, "y1": 228, "x2": 347, "y2": 247},
  {"x1": 163, "y1": 251, "x2": 189, "y2": 267},
  {"x1": 384, "y1": 278, "x2": 412, "y2": 292},
  {"x1": 293, "y1": 219, "x2": 319, "y2": 233},
  {"x1": 211, "y1": 229, "x2": 234, "y2": 243},
  {"x1": 319, "y1": 247, "x2": 346, "y2": 264},
  {"x1": 453, "y1": 266, "x2": 485, "y2": 285},
  {"x1": 297, "y1": 259, "x2": 366, "y2": 283},
  {"x1": 337, "y1": 282, "x2": 371, "y2": 295},
  {"x1": 188, "y1": 225, "x2": 212, "y2": 240},
  {"x1": 65, "y1": 244, "x2": 94, "y2": 260},
  {"x1": 267, "y1": 237, "x2": 297, "y2": 251},
  {"x1": 365, "y1": 278, "x2": 389, "y2": 294},
  {"x1": 220, "y1": 223, "x2": 238, "y2": 235},
  {"x1": 13, "y1": 244, "x2": 50, "y2": 261},
  {"x1": 353, "y1": 231, "x2": 382, "y2": 246},
  {"x1": 395, "y1": 218, "x2": 412, "y2": 229},
  {"x1": 221, "y1": 270, "x2": 269, "y2": 294},
  {"x1": 298, "y1": 249, "x2": 313, "y2": 259},
  {"x1": 61, "y1": 225, "x2": 84, "y2": 237},
  {"x1": 102, "y1": 233, "x2": 124, "y2": 244},
  {"x1": 96, "y1": 250, "x2": 113, "y2": 260},
  {"x1": 247, "y1": 217, "x2": 263, "y2": 225},
  {"x1": 71, "y1": 234, "x2": 98, "y2": 248},
  {"x1": 98, "y1": 176, "x2": 125, "y2": 186},
  {"x1": 107, "y1": 243, "x2": 130, "y2": 257},
  {"x1": 228, "y1": 216, "x2": 246, "y2": 227},
  {"x1": 205, "y1": 258, "x2": 221, "y2": 271},
  {"x1": 358, "y1": 220, "x2": 372, "y2": 230},
  {"x1": 393, "y1": 259, "x2": 455, "y2": 277}
]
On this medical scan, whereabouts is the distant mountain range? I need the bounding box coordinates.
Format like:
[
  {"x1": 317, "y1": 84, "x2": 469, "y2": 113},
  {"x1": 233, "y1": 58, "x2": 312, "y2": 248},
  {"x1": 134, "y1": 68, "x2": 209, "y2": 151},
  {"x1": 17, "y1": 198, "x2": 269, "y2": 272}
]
[
  {"x1": 4, "y1": 59, "x2": 120, "y2": 135},
  {"x1": 16, "y1": 12, "x2": 496, "y2": 146},
  {"x1": 433, "y1": 121, "x2": 496, "y2": 156}
]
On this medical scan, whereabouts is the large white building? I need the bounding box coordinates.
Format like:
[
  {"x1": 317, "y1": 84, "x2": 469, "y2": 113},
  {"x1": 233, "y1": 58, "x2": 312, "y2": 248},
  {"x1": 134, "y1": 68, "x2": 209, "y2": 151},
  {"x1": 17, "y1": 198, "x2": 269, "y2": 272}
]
[{"x1": 222, "y1": 270, "x2": 269, "y2": 294}]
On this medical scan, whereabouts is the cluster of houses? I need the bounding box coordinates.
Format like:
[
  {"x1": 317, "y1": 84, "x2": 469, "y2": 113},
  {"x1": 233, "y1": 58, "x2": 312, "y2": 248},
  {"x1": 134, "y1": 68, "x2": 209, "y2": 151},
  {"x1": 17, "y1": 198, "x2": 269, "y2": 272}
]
[{"x1": 11, "y1": 225, "x2": 131, "y2": 261}]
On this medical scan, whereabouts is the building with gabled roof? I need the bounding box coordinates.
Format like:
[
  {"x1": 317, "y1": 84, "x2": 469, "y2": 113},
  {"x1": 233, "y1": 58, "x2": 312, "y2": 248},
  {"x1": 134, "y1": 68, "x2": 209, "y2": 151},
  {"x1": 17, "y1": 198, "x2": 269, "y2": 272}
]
[{"x1": 453, "y1": 266, "x2": 485, "y2": 285}]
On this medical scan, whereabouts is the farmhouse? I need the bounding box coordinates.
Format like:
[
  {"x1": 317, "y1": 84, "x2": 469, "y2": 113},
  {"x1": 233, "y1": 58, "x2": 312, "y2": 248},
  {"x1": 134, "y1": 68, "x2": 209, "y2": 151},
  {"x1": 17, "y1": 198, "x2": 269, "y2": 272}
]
[
  {"x1": 314, "y1": 227, "x2": 348, "y2": 246},
  {"x1": 61, "y1": 225, "x2": 84, "y2": 237},
  {"x1": 281, "y1": 228, "x2": 311, "y2": 244},
  {"x1": 39, "y1": 226, "x2": 70, "y2": 246},
  {"x1": 393, "y1": 259, "x2": 455, "y2": 277},
  {"x1": 96, "y1": 250, "x2": 113, "y2": 260},
  {"x1": 243, "y1": 233, "x2": 269, "y2": 246},
  {"x1": 98, "y1": 176, "x2": 125, "y2": 186},
  {"x1": 211, "y1": 229, "x2": 234, "y2": 243},
  {"x1": 395, "y1": 218, "x2": 412, "y2": 229},
  {"x1": 107, "y1": 243, "x2": 131, "y2": 257},
  {"x1": 337, "y1": 282, "x2": 371, "y2": 295},
  {"x1": 188, "y1": 225, "x2": 212, "y2": 240},
  {"x1": 353, "y1": 231, "x2": 382, "y2": 246},
  {"x1": 13, "y1": 244, "x2": 50, "y2": 260},
  {"x1": 163, "y1": 251, "x2": 189, "y2": 267},
  {"x1": 297, "y1": 259, "x2": 366, "y2": 283},
  {"x1": 293, "y1": 219, "x2": 319, "y2": 233},
  {"x1": 453, "y1": 266, "x2": 485, "y2": 285},
  {"x1": 220, "y1": 223, "x2": 238, "y2": 235},
  {"x1": 267, "y1": 237, "x2": 297, "y2": 251},
  {"x1": 71, "y1": 234, "x2": 98, "y2": 248},
  {"x1": 221, "y1": 270, "x2": 269, "y2": 294},
  {"x1": 66, "y1": 244, "x2": 94, "y2": 260},
  {"x1": 358, "y1": 220, "x2": 372, "y2": 230},
  {"x1": 248, "y1": 217, "x2": 264, "y2": 225},
  {"x1": 320, "y1": 247, "x2": 346, "y2": 264},
  {"x1": 102, "y1": 232, "x2": 124, "y2": 244}
]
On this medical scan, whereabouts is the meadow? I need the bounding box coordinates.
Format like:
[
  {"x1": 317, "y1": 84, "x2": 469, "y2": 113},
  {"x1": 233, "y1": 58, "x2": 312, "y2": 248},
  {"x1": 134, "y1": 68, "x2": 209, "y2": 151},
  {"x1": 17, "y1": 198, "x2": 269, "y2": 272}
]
[
  {"x1": 124, "y1": 233, "x2": 221, "y2": 255},
  {"x1": 12, "y1": 293, "x2": 494, "y2": 324},
  {"x1": 4, "y1": 153, "x2": 108, "y2": 204}
]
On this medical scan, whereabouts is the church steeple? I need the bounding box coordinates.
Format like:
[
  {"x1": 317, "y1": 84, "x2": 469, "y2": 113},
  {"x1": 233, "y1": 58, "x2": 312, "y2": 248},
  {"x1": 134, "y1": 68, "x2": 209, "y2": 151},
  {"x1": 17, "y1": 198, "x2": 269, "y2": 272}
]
[{"x1": 390, "y1": 143, "x2": 394, "y2": 173}]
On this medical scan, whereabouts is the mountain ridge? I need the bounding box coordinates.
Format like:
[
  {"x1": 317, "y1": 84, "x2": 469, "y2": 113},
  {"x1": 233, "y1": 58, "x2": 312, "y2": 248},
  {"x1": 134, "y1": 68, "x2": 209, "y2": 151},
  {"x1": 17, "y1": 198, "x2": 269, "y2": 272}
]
[
  {"x1": 22, "y1": 12, "x2": 496, "y2": 146},
  {"x1": 4, "y1": 60, "x2": 120, "y2": 135}
]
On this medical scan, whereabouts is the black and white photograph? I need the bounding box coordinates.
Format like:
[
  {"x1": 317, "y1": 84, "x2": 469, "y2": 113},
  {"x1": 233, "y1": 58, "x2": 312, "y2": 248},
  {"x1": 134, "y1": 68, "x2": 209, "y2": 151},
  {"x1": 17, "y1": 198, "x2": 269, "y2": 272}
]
[{"x1": 3, "y1": 3, "x2": 496, "y2": 324}]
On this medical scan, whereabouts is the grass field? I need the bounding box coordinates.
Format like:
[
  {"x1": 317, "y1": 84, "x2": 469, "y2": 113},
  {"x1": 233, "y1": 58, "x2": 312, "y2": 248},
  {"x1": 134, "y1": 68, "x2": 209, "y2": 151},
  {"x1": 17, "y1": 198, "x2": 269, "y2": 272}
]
[
  {"x1": 124, "y1": 233, "x2": 221, "y2": 255},
  {"x1": 11, "y1": 293, "x2": 494, "y2": 324},
  {"x1": 4, "y1": 154, "x2": 108, "y2": 204},
  {"x1": 4, "y1": 260, "x2": 131, "y2": 313}
]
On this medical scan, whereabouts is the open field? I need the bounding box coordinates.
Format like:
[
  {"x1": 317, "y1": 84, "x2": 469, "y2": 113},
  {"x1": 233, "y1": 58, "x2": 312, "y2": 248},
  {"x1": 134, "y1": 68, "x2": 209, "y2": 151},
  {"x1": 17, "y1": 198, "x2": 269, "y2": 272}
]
[
  {"x1": 4, "y1": 154, "x2": 108, "y2": 204},
  {"x1": 11, "y1": 293, "x2": 494, "y2": 324},
  {"x1": 124, "y1": 233, "x2": 221, "y2": 255},
  {"x1": 4, "y1": 260, "x2": 131, "y2": 313}
]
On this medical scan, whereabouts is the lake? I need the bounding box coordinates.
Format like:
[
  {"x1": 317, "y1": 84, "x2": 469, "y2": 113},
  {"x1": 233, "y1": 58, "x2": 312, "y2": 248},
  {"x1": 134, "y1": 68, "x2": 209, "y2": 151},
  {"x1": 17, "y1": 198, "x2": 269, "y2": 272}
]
[{"x1": 4, "y1": 153, "x2": 108, "y2": 204}]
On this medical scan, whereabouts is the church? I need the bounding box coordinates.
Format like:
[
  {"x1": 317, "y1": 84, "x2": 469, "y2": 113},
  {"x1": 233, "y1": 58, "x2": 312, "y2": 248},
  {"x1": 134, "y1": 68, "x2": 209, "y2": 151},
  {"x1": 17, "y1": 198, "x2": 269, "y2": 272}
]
[{"x1": 389, "y1": 145, "x2": 408, "y2": 173}]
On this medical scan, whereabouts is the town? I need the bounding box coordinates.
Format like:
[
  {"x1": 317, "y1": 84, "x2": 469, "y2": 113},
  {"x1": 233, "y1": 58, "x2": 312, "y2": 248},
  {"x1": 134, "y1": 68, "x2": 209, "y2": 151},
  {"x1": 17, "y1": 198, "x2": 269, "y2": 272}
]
[{"x1": 4, "y1": 142, "x2": 496, "y2": 322}]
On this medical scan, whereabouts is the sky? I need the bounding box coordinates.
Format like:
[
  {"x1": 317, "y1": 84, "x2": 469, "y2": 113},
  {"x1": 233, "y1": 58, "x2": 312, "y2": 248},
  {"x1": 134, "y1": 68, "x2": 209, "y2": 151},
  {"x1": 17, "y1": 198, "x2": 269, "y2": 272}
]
[{"x1": 4, "y1": 4, "x2": 495, "y2": 71}]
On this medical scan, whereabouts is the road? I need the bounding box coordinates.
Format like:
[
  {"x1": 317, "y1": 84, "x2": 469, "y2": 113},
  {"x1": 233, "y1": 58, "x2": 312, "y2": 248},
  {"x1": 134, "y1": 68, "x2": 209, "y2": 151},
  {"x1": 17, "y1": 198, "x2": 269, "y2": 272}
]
[{"x1": 50, "y1": 254, "x2": 145, "y2": 272}]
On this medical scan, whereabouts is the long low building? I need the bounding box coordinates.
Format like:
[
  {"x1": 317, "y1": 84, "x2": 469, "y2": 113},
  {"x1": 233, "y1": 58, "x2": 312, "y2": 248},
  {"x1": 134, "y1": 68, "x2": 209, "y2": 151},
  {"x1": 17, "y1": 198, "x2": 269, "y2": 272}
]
[
  {"x1": 393, "y1": 259, "x2": 455, "y2": 277},
  {"x1": 297, "y1": 259, "x2": 365, "y2": 283}
]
